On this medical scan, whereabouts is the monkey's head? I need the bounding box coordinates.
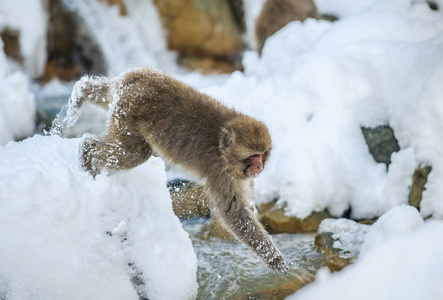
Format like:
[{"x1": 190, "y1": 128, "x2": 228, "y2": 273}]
[{"x1": 220, "y1": 116, "x2": 272, "y2": 179}]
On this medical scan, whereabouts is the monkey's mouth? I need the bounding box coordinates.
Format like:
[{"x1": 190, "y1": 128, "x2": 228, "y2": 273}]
[{"x1": 245, "y1": 165, "x2": 263, "y2": 177}]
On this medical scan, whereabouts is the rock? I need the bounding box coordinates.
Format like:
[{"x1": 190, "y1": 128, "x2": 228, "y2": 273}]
[
  {"x1": 1, "y1": 28, "x2": 23, "y2": 64},
  {"x1": 428, "y1": 1, "x2": 439, "y2": 11},
  {"x1": 315, "y1": 218, "x2": 370, "y2": 272},
  {"x1": 250, "y1": 278, "x2": 310, "y2": 299},
  {"x1": 168, "y1": 180, "x2": 210, "y2": 219},
  {"x1": 153, "y1": 0, "x2": 243, "y2": 72},
  {"x1": 198, "y1": 217, "x2": 235, "y2": 240},
  {"x1": 178, "y1": 55, "x2": 242, "y2": 74},
  {"x1": 361, "y1": 125, "x2": 400, "y2": 168},
  {"x1": 315, "y1": 232, "x2": 351, "y2": 272},
  {"x1": 98, "y1": 0, "x2": 127, "y2": 15},
  {"x1": 255, "y1": 0, "x2": 319, "y2": 54},
  {"x1": 43, "y1": 0, "x2": 106, "y2": 82},
  {"x1": 408, "y1": 165, "x2": 432, "y2": 210},
  {"x1": 259, "y1": 202, "x2": 332, "y2": 234}
]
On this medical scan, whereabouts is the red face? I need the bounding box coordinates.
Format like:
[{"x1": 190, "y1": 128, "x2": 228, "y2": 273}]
[{"x1": 245, "y1": 152, "x2": 266, "y2": 177}]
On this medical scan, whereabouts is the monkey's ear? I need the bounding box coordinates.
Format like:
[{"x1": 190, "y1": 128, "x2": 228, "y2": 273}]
[{"x1": 221, "y1": 127, "x2": 235, "y2": 148}]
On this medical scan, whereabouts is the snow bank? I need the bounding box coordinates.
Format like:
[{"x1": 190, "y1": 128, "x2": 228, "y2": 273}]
[
  {"x1": 202, "y1": 0, "x2": 443, "y2": 219},
  {"x1": 289, "y1": 206, "x2": 443, "y2": 300},
  {"x1": 0, "y1": 135, "x2": 197, "y2": 300}
]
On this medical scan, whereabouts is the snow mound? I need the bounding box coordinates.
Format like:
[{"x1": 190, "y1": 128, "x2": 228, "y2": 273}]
[
  {"x1": 289, "y1": 206, "x2": 443, "y2": 300},
  {"x1": 0, "y1": 135, "x2": 197, "y2": 300}
]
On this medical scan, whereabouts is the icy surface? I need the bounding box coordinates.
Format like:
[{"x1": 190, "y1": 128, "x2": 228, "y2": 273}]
[{"x1": 0, "y1": 135, "x2": 197, "y2": 300}]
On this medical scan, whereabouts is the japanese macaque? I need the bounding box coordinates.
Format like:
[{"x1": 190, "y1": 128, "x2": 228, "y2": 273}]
[
  {"x1": 255, "y1": 0, "x2": 319, "y2": 54},
  {"x1": 68, "y1": 67, "x2": 288, "y2": 275}
]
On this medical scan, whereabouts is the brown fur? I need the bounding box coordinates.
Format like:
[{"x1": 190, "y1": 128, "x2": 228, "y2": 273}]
[
  {"x1": 255, "y1": 0, "x2": 319, "y2": 54},
  {"x1": 71, "y1": 68, "x2": 287, "y2": 275}
]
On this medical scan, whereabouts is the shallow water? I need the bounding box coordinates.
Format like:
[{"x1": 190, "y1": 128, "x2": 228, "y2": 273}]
[{"x1": 183, "y1": 219, "x2": 324, "y2": 299}]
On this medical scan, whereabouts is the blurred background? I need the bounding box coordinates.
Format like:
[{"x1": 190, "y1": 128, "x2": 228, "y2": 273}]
[{"x1": 0, "y1": 0, "x2": 335, "y2": 144}]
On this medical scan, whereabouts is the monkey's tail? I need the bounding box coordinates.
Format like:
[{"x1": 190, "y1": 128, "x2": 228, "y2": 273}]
[{"x1": 66, "y1": 75, "x2": 113, "y2": 126}]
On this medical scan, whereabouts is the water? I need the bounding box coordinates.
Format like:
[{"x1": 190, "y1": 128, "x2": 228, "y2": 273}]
[
  {"x1": 183, "y1": 219, "x2": 324, "y2": 299},
  {"x1": 35, "y1": 92, "x2": 107, "y2": 138}
]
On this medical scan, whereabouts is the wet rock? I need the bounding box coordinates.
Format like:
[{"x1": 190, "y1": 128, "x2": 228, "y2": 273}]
[
  {"x1": 255, "y1": 0, "x2": 319, "y2": 54},
  {"x1": 153, "y1": 0, "x2": 243, "y2": 72},
  {"x1": 408, "y1": 165, "x2": 432, "y2": 210},
  {"x1": 428, "y1": 1, "x2": 439, "y2": 11},
  {"x1": 198, "y1": 217, "x2": 235, "y2": 240},
  {"x1": 259, "y1": 202, "x2": 332, "y2": 234},
  {"x1": 168, "y1": 180, "x2": 210, "y2": 219},
  {"x1": 315, "y1": 232, "x2": 351, "y2": 272},
  {"x1": 250, "y1": 278, "x2": 309, "y2": 299},
  {"x1": 315, "y1": 218, "x2": 370, "y2": 272},
  {"x1": 361, "y1": 125, "x2": 400, "y2": 168},
  {"x1": 43, "y1": 0, "x2": 106, "y2": 82}
]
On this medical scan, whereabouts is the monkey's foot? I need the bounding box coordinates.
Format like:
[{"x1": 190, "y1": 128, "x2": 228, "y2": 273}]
[
  {"x1": 268, "y1": 255, "x2": 288, "y2": 276},
  {"x1": 79, "y1": 135, "x2": 103, "y2": 177}
]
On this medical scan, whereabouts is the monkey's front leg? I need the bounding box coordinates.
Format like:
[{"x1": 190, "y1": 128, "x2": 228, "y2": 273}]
[
  {"x1": 79, "y1": 132, "x2": 152, "y2": 176},
  {"x1": 213, "y1": 190, "x2": 288, "y2": 275}
]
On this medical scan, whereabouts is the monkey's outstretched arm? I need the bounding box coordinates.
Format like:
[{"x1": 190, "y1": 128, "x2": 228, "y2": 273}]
[{"x1": 207, "y1": 184, "x2": 288, "y2": 275}]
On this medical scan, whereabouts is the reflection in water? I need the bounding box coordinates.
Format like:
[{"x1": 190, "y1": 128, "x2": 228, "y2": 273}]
[{"x1": 183, "y1": 219, "x2": 324, "y2": 299}]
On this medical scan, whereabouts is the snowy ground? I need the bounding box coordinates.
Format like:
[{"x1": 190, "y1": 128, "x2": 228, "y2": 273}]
[
  {"x1": 0, "y1": 135, "x2": 197, "y2": 300},
  {"x1": 1, "y1": 0, "x2": 443, "y2": 299},
  {"x1": 289, "y1": 206, "x2": 443, "y2": 300}
]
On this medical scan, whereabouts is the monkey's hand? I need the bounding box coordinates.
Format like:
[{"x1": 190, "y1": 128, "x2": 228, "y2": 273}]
[{"x1": 268, "y1": 253, "x2": 288, "y2": 276}]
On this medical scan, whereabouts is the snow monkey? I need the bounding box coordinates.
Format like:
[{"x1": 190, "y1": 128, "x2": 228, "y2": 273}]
[
  {"x1": 68, "y1": 68, "x2": 288, "y2": 275},
  {"x1": 255, "y1": 0, "x2": 319, "y2": 54}
]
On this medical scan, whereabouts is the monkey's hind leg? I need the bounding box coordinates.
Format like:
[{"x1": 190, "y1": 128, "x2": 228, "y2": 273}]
[{"x1": 79, "y1": 132, "x2": 153, "y2": 177}]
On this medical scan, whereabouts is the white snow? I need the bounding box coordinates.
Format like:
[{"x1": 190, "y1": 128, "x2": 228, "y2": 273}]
[
  {"x1": 61, "y1": 0, "x2": 177, "y2": 76},
  {"x1": 0, "y1": 39, "x2": 36, "y2": 146},
  {"x1": 318, "y1": 218, "x2": 370, "y2": 259},
  {"x1": 199, "y1": 0, "x2": 443, "y2": 220},
  {"x1": 289, "y1": 206, "x2": 443, "y2": 300},
  {"x1": 243, "y1": 0, "x2": 267, "y2": 49},
  {"x1": 1, "y1": 0, "x2": 443, "y2": 298},
  {"x1": 0, "y1": 135, "x2": 198, "y2": 300},
  {"x1": 0, "y1": 0, "x2": 47, "y2": 78}
]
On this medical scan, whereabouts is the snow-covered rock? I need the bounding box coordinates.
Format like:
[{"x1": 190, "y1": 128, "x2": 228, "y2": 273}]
[{"x1": 289, "y1": 206, "x2": 443, "y2": 300}]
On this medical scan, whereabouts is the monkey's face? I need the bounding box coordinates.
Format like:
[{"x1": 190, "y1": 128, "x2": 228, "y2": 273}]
[
  {"x1": 244, "y1": 151, "x2": 270, "y2": 177},
  {"x1": 221, "y1": 117, "x2": 272, "y2": 179}
]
